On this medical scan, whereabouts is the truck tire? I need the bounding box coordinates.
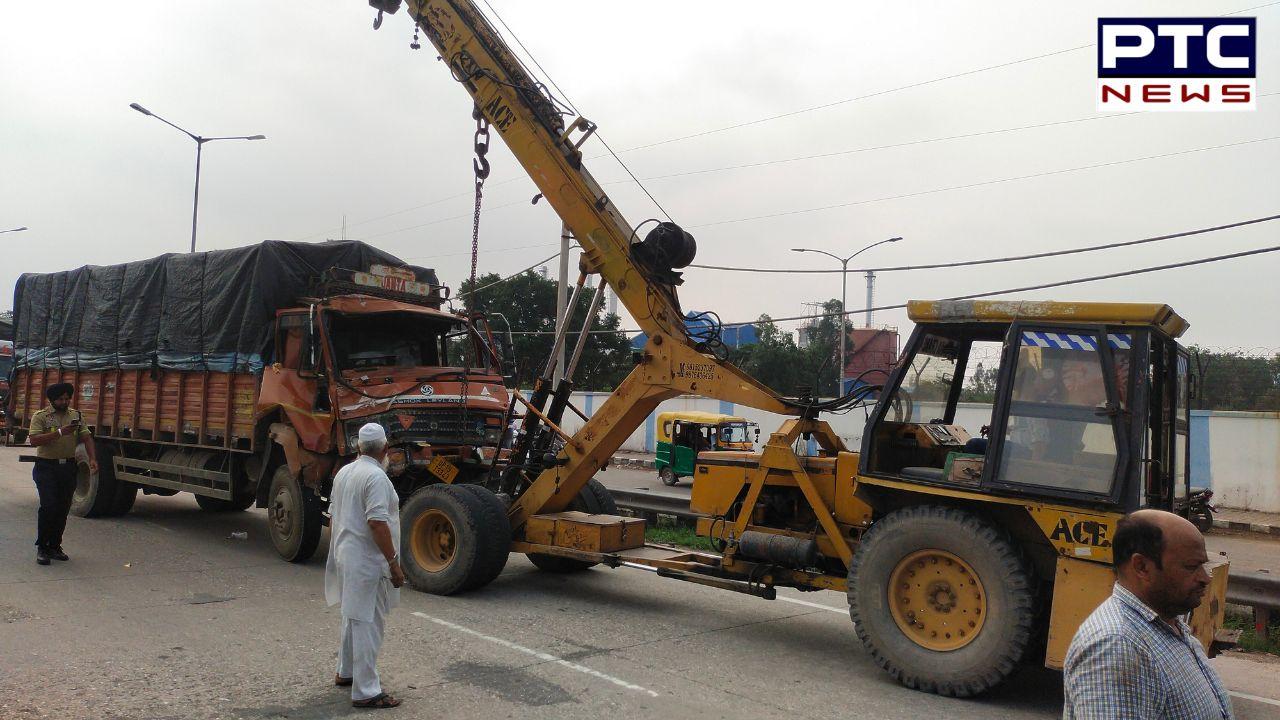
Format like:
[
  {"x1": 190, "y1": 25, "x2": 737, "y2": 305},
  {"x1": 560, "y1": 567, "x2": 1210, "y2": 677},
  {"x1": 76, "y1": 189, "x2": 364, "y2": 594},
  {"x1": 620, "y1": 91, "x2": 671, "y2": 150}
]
[
  {"x1": 110, "y1": 481, "x2": 138, "y2": 516},
  {"x1": 70, "y1": 453, "x2": 120, "y2": 519},
  {"x1": 401, "y1": 484, "x2": 507, "y2": 595},
  {"x1": 194, "y1": 494, "x2": 255, "y2": 512},
  {"x1": 456, "y1": 484, "x2": 513, "y2": 590},
  {"x1": 848, "y1": 505, "x2": 1035, "y2": 698},
  {"x1": 267, "y1": 466, "x2": 323, "y2": 563},
  {"x1": 527, "y1": 478, "x2": 617, "y2": 573},
  {"x1": 91, "y1": 443, "x2": 137, "y2": 517}
]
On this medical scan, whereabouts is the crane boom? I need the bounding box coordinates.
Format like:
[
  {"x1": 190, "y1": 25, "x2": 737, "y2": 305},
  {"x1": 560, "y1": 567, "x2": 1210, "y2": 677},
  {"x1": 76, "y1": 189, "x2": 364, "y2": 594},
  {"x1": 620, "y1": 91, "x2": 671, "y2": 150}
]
[{"x1": 369, "y1": 0, "x2": 814, "y2": 523}]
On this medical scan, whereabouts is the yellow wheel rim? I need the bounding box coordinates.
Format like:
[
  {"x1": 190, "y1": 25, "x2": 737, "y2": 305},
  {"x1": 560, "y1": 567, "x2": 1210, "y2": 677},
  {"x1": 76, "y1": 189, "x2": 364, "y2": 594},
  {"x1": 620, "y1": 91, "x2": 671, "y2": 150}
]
[
  {"x1": 411, "y1": 509, "x2": 456, "y2": 573},
  {"x1": 888, "y1": 549, "x2": 986, "y2": 651}
]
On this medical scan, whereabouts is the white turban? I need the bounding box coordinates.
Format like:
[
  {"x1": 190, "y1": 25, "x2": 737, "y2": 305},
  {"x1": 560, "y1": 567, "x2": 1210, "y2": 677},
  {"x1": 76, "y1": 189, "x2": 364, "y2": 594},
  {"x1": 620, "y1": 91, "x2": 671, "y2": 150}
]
[{"x1": 358, "y1": 423, "x2": 387, "y2": 445}]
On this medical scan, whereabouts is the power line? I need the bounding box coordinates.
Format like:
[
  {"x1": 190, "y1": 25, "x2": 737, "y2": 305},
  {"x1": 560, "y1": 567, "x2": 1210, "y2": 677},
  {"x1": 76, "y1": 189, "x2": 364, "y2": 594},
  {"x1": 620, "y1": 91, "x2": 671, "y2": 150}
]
[
  {"x1": 720, "y1": 244, "x2": 1280, "y2": 328},
  {"x1": 689, "y1": 136, "x2": 1280, "y2": 229},
  {"x1": 687, "y1": 213, "x2": 1280, "y2": 274},
  {"x1": 612, "y1": 46, "x2": 1091, "y2": 155},
  {"x1": 501, "y1": 242, "x2": 1280, "y2": 334},
  {"x1": 474, "y1": 0, "x2": 674, "y2": 222},
  {"x1": 457, "y1": 246, "x2": 580, "y2": 298},
  {"x1": 609, "y1": 0, "x2": 1280, "y2": 156}
]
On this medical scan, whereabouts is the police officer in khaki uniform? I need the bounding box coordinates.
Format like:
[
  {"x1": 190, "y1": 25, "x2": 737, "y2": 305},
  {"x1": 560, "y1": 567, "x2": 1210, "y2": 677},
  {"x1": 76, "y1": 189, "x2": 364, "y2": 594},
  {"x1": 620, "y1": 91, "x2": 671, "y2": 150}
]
[{"x1": 27, "y1": 382, "x2": 97, "y2": 565}]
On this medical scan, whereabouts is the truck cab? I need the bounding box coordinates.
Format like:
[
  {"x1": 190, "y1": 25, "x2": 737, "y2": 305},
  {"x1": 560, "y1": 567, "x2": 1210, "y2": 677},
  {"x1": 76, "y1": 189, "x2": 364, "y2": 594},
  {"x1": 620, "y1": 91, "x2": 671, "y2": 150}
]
[{"x1": 261, "y1": 288, "x2": 510, "y2": 500}]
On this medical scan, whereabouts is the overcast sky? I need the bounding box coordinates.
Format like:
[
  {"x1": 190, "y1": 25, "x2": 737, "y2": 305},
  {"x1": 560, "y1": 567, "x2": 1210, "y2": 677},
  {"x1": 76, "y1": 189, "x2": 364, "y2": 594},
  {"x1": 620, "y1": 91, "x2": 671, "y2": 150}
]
[{"x1": 2, "y1": 1, "x2": 1276, "y2": 351}]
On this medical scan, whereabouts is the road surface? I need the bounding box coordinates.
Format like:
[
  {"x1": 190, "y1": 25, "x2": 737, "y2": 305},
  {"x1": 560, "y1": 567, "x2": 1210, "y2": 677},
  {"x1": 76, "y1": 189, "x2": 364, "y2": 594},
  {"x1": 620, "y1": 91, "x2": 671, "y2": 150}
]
[{"x1": 1, "y1": 447, "x2": 1278, "y2": 719}]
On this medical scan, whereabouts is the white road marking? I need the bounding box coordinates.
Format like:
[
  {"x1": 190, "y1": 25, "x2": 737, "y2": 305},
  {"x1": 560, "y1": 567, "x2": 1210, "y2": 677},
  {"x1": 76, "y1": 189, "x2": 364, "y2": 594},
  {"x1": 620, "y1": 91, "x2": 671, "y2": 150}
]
[
  {"x1": 412, "y1": 612, "x2": 659, "y2": 697},
  {"x1": 1230, "y1": 690, "x2": 1280, "y2": 708},
  {"x1": 778, "y1": 596, "x2": 847, "y2": 614}
]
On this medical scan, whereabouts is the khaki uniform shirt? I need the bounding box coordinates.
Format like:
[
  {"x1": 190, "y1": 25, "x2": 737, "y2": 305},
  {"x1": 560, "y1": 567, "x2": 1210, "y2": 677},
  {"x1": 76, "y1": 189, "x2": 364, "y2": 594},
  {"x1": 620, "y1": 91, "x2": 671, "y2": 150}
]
[{"x1": 29, "y1": 405, "x2": 90, "y2": 460}]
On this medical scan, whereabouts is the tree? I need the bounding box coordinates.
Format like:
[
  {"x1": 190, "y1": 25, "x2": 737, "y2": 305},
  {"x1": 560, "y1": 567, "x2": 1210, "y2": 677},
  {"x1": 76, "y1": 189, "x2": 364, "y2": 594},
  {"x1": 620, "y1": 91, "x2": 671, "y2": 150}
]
[
  {"x1": 1189, "y1": 348, "x2": 1280, "y2": 411},
  {"x1": 959, "y1": 362, "x2": 999, "y2": 403},
  {"x1": 726, "y1": 303, "x2": 852, "y2": 398},
  {"x1": 458, "y1": 272, "x2": 632, "y2": 391}
]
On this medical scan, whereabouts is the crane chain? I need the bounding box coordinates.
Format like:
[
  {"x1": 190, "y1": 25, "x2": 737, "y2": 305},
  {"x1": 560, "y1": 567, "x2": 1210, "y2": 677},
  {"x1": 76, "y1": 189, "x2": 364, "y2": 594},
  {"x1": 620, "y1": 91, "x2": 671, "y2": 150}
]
[{"x1": 470, "y1": 106, "x2": 492, "y2": 286}]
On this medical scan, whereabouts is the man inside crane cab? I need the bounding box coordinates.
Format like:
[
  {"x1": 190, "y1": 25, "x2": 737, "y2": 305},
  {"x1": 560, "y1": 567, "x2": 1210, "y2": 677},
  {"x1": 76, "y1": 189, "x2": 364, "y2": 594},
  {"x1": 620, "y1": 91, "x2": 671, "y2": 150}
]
[{"x1": 870, "y1": 326, "x2": 1130, "y2": 497}]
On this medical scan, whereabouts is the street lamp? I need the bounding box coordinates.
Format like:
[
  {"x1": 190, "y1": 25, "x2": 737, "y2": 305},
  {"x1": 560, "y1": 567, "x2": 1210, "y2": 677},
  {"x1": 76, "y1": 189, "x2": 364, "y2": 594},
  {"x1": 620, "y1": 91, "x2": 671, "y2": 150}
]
[
  {"x1": 130, "y1": 103, "x2": 265, "y2": 253},
  {"x1": 792, "y1": 236, "x2": 902, "y2": 394},
  {"x1": 0, "y1": 227, "x2": 28, "y2": 234}
]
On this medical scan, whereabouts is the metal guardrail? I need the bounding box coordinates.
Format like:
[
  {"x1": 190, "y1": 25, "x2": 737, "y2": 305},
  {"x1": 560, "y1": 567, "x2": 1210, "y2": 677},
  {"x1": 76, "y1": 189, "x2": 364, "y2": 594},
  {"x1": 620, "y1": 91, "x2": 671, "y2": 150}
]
[
  {"x1": 612, "y1": 489, "x2": 694, "y2": 522},
  {"x1": 612, "y1": 491, "x2": 1280, "y2": 619}
]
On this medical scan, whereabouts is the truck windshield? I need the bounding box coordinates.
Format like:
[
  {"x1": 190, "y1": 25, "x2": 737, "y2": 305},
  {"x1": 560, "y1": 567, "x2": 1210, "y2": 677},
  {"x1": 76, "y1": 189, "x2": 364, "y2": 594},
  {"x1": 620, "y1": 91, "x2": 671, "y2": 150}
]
[{"x1": 328, "y1": 311, "x2": 462, "y2": 372}]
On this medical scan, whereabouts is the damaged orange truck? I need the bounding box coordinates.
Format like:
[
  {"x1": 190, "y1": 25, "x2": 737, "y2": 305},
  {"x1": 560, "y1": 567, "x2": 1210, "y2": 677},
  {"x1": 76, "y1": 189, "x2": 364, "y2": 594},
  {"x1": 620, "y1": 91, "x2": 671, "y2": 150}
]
[{"x1": 5, "y1": 240, "x2": 510, "y2": 561}]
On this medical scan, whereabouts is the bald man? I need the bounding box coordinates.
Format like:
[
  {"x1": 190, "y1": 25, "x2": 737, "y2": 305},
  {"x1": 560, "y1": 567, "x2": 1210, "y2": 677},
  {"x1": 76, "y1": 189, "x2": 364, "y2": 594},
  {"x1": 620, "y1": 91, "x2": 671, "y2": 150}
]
[{"x1": 1063, "y1": 509, "x2": 1232, "y2": 719}]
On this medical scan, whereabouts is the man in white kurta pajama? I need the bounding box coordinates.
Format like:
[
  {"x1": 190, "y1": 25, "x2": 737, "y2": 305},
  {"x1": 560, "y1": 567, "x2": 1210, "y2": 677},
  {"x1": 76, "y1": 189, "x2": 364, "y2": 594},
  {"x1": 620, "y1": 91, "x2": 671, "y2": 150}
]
[{"x1": 325, "y1": 423, "x2": 405, "y2": 709}]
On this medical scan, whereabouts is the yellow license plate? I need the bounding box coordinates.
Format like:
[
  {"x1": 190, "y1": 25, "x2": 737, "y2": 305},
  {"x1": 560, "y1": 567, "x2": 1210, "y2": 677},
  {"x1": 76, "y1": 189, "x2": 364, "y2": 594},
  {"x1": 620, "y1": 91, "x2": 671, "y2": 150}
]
[{"x1": 427, "y1": 456, "x2": 458, "y2": 483}]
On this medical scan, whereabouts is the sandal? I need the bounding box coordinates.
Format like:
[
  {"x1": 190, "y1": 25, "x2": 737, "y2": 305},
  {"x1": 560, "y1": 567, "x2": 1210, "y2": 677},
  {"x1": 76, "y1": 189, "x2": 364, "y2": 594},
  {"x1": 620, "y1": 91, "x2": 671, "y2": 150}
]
[
  {"x1": 335, "y1": 674, "x2": 353, "y2": 687},
  {"x1": 353, "y1": 693, "x2": 401, "y2": 709}
]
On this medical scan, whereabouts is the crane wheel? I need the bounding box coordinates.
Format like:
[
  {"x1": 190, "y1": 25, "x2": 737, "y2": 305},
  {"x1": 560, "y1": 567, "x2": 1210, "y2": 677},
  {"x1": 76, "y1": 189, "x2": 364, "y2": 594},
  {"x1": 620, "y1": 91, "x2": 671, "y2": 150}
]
[
  {"x1": 527, "y1": 478, "x2": 617, "y2": 573},
  {"x1": 848, "y1": 505, "x2": 1035, "y2": 697},
  {"x1": 401, "y1": 484, "x2": 509, "y2": 595}
]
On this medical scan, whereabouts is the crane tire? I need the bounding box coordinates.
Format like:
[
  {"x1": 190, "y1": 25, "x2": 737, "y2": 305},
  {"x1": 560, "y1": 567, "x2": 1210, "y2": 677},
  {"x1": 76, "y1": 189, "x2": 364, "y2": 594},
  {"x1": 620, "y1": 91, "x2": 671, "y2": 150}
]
[{"x1": 848, "y1": 504, "x2": 1035, "y2": 697}]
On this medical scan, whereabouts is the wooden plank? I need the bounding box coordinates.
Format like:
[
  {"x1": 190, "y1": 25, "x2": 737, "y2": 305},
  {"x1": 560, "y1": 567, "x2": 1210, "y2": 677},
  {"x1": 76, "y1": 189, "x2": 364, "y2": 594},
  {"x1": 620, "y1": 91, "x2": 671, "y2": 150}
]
[
  {"x1": 130, "y1": 370, "x2": 141, "y2": 437},
  {"x1": 223, "y1": 372, "x2": 235, "y2": 448},
  {"x1": 198, "y1": 372, "x2": 209, "y2": 444},
  {"x1": 174, "y1": 372, "x2": 186, "y2": 442}
]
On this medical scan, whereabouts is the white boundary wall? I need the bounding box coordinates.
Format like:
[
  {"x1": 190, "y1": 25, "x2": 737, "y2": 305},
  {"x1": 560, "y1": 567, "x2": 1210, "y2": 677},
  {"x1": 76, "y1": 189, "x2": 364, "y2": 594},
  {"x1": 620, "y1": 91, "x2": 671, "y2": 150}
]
[{"x1": 554, "y1": 393, "x2": 1280, "y2": 513}]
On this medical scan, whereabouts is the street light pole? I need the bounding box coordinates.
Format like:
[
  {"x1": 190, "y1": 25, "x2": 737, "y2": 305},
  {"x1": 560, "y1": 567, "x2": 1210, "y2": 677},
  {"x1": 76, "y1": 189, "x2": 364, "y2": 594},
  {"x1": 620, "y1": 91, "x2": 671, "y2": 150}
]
[
  {"x1": 129, "y1": 103, "x2": 265, "y2": 253},
  {"x1": 792, "y1": 236, "x2": 902, "y2": 394}
]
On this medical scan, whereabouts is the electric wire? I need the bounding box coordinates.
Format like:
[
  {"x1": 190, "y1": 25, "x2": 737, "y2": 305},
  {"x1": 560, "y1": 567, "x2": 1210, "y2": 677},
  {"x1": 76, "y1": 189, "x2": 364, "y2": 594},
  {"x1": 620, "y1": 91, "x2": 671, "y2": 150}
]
[
  {"x1": 689, "y1": 136, "x2": 1280, "y2": 229},
  {"x1": 686, "y1": 213, "x2": 1280, "y2": 274},
  {"x1": 474, "y1": 0, "x2": 674, "y2": 223},
  {"x1": 611, "y1": 0, "x2": 1280, "y2": 156},
  {"x1": 717, "y1": 243, "x2": 1280, "y2": 328},
  {"x1": 497, "y1": 242, "x2": 1280, "y2": 334}
]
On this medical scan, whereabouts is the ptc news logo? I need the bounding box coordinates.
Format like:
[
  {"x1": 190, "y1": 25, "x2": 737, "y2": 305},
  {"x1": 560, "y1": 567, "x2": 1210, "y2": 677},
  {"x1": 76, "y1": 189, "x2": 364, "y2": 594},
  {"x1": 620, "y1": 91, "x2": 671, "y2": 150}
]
[{"x1": 1098, "y1": 18, "x2": 1257, "y2": 111}]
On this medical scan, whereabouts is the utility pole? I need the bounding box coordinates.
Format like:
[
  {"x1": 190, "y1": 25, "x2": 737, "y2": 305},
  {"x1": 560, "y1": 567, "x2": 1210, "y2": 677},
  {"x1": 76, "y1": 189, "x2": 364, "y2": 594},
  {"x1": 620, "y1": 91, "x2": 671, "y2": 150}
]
[
  {"x1": 865, "y1": 270, "x2": 876, "y2": 328},
  {"x1": 129, "y1": 103, "x2": 265, "y2": 253},
  {"x1": 792, "y1": 236, "x2": 902, "y2": 394}
]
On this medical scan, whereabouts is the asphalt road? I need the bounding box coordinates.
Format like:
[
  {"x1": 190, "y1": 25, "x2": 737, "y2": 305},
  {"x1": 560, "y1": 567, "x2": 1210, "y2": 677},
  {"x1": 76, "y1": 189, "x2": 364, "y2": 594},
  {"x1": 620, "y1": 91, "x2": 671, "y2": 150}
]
[{"x1": 2, "y1": 446, "x2": 1278, "y2": 720}]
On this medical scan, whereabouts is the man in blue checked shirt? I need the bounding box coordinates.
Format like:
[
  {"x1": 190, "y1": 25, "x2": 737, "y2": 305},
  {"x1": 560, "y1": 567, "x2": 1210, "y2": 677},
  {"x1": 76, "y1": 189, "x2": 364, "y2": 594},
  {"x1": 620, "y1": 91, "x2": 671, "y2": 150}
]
[{"x1": 1063, "y1": 509, "x2": 1232, "y2": 719}]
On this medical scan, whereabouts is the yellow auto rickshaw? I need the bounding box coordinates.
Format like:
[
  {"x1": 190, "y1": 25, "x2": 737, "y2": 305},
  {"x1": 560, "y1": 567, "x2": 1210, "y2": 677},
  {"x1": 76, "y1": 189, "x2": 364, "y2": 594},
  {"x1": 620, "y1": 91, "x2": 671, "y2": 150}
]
[{"x1": 655, "y1": 411, "x2": 759, "y2": 486}]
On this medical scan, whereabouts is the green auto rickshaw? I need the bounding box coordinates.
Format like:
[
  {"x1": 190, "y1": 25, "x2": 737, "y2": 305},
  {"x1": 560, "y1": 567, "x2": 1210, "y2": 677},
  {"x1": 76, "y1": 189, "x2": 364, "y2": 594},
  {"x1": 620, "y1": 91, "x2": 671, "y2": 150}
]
[{"x1": 654, "y1": 411, "x2": 760, "y2": 486}]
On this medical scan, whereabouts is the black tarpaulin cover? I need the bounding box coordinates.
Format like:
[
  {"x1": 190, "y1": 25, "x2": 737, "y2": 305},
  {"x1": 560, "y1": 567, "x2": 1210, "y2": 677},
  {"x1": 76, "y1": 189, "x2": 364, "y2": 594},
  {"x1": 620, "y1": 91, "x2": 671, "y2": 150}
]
[{"x1": 13, "y1": 240, "x2": 439, "y2": 374}]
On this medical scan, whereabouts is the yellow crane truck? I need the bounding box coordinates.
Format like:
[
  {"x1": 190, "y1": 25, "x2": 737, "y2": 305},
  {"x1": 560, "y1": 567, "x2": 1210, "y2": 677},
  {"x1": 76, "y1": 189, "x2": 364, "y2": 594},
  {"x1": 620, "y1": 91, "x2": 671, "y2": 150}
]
[{"x1": 364, "y1": 0, "x2": 1231, "y2": 697}]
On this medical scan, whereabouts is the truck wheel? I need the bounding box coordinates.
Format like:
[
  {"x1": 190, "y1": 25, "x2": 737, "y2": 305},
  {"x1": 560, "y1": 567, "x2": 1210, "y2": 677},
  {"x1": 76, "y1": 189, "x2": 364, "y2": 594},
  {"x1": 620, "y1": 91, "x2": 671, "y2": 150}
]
[
  {"x1": 110, "y1": 482, "x2": 138, "y2": 516},
  {"x1": 267, "y1": 466, "x2": 322, "y2": 563},
  {"x1": 195, "y1": 494, "x2": 255, "y2": 512},
  {"x1": 70, "y1": 453, "x2": 120, "y2": 519},
  {"x1": 848, "y1": 505, "x2": 1035, "y2": 698},
  {"x1": 90, "y1": 443, "x2": 136, "y2": 517},
  {"x1": 527, "y1": 478, "x2": 617, "y2": 573},
  {"x1": 659, "y1": 467, "x2": 678, "y2": 486},
  {"x1": 401, "y1": 484, "x2": 506, "y2": 595},
  {"x1": 456, "y1": 484, "x2": 513, "y2": 590}
]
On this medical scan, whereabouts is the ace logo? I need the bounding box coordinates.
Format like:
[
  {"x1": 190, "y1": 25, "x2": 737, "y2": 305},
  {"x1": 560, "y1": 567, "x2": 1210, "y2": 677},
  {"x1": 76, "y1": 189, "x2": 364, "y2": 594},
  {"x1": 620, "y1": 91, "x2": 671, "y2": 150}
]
[{"x1": 1097, "y1": 18, "x2": 1257, "y2": 111}]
